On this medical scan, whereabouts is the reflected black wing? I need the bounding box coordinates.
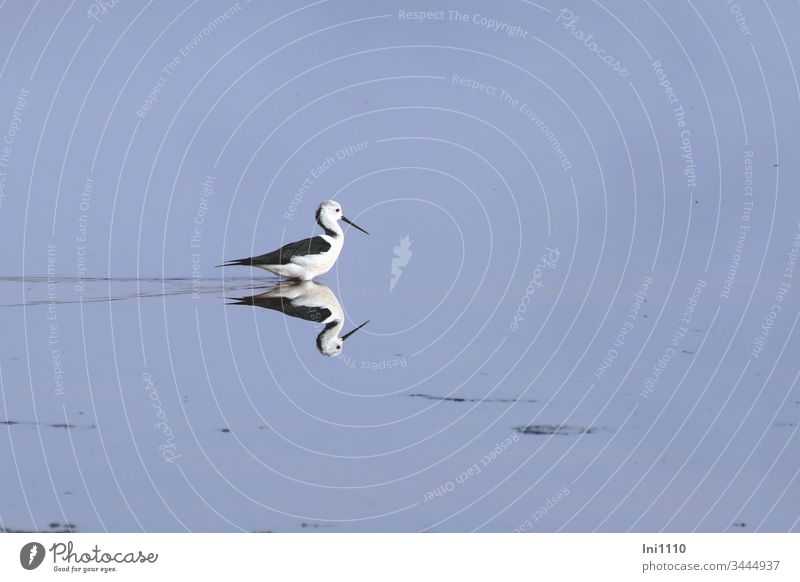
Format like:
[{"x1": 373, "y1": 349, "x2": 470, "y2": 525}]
[
  {"x1": 222, "y1": 236, "x2": 331, "y2": 267},
  {"x1": 231, "y1": 294, "x2": 332, "y2": 324}
]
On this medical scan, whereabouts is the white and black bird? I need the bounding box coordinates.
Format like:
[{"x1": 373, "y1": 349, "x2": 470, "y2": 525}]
[
  {"x1": 231, "y1": 281, "x2": 368, "y2": 357},
  {"x1": 220, "y1": 200, "x2": 368, "y2": 280}
]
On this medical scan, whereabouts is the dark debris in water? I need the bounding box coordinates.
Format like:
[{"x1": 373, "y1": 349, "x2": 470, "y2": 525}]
[
  {"x1": 515, "y1": 424, "x2": 596, "y2": 436},
  {"x1": 300, "y1": 522, "x2": 334, "y2": 529},
  {"x1": 410, "y1": 393, "x2": 536, "y2": 404},
  {"x1": 1, "y1": 419, "x2": 95, "y2": 429},
  {"x1": 2, "y1": 522, "x2": 76, "y2": 533}
]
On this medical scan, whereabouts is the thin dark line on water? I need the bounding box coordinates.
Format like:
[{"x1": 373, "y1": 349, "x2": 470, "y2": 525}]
[
  {"x1": 0, "y1": 275, "x2": 271, "y2": 283},
  {"x1": 1, "y1": 279, "x2": 275, "y2": 307},
  {"x1": 409, "y1": 394, "x2": 538, "y2": 404},
  {"x1": 1, "y1": 419, "x2": 96, "y2": 429}
]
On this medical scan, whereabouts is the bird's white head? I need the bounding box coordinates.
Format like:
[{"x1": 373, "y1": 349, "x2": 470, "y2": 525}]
[
  {"x1": 316, "y1": 200, "x2": 342, "y2": 231},
  {"x1": 317, "y1": 325, "x2": 344, "y2": 357},
  {"x1": 316, "y1": 319, "x2": 370, "y2": 357},
  {"x1": 316, "y1": 200, "x2": 369, "y2": 236}
]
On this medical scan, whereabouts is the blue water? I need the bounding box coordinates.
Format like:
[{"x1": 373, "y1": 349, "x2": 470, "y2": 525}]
[{"x1": 1, "y1": 0, "x2": 798, "y2": 532}]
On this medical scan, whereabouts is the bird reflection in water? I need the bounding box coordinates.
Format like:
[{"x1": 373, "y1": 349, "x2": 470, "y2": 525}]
[{"x1": 230, "y1": 281, "x2": 369, "y2": 357}]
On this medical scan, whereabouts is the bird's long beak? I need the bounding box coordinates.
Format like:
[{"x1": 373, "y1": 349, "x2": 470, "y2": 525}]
[
  {"x1": 341, "y1": 216, "x2": 369, "y2": 235},
  {"x1": 341, "y1": 320, "x2": 369, "y2": 341}
]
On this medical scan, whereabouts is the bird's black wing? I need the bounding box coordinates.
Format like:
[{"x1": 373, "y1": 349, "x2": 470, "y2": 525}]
[
  {"x1": 222, "y1": 236, "x2": 331, "y2": 267},
  {"x1": 230, "y1": 294, "x2": 333, "y2": 323}
]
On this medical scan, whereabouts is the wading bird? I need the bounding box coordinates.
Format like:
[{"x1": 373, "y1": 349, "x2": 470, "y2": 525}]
[
  {"x1": 220, "y1": 200, "x2": 368, "y2": 280},
  {"x1": 230, "y1": 281, "x2": 369, "y2": 357}
]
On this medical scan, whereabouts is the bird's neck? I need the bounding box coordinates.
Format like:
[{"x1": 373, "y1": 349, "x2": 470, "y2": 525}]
[
  {"x1": 318, "y1": 218, "x2": 342, "y2": 238},
  {"x1": 316, "y1": 320, "x2": 343, "y2": 353}
]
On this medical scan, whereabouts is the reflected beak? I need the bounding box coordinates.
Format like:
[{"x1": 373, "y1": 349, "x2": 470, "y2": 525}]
[
  {"x1": 341, "y1": 320, "x2": 369, "y2": 341},
  {"x1": 341, "y1": 216, "x2": 369, "y2": 235}
]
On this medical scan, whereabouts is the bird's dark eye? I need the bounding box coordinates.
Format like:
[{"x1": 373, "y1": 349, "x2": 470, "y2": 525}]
[{"x1": 336, "y1": 208, "x2": 341, "y2": 213}]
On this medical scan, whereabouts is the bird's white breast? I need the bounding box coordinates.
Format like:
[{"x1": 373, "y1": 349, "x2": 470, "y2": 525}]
[{"x1": 289, "y1": 234, "x2": 343, "y2": 278}]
